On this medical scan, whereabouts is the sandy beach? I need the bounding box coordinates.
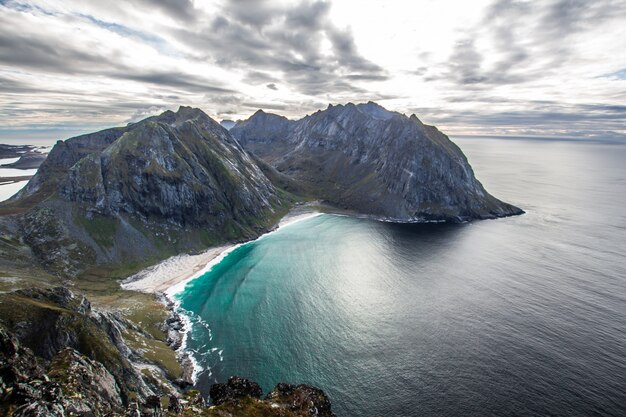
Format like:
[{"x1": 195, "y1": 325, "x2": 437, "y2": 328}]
[
  {"x1": 121, "y1": 244, "x2": 234, "y2": 293},
  {"x1": 121, "y1": 208, "x2": 322, "y2": 295}
]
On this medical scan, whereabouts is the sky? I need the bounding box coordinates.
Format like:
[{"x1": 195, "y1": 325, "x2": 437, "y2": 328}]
[{"x1": 1, "y1": 0, "x2": 625, "y2": 143}]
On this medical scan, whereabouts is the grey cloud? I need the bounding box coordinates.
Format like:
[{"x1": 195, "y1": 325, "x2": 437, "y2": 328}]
[
  {"x1": 266, "y1": 83, "x2": 278, "y2": 90},
  {"x1": 244, "y1": 71, "x2": 280, "y2": 84},
  {"x1": 0, "y1": 30, "x2": 103, "y2": 74},
  {"x1": 448, "y1": 39, "x2": 486, "y2": 85},
  {"x1": 438, "y1": 0, "x2": 626, "y2": 87},
  {"x1": 0, "y1": 19, "x2": 235, "y2": 95},
  {"x1": 116, "y1": 71, "x2": 236, "y2": 94},
  {"x1": 407, "y1": 100, "x2": 626, "y2": 140},
  {"x1": 175, "y1": 0, "x2": 387, "y2": 95},
  {"x1": 241, "y1": 101, "x2": 288, "y2": 111},
  {"x1": 129, "y1": 0, "x2": 197, "y2": 23}
]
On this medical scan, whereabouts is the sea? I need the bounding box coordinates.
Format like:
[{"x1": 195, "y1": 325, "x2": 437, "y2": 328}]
[{"x1": 171, "y1": 137, "x2": 626, "y2": 417}]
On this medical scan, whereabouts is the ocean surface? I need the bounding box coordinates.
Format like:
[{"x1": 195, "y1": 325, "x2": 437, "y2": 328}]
[{"x1": 174, "y1": 138, "x2": 626, "y2": 417}]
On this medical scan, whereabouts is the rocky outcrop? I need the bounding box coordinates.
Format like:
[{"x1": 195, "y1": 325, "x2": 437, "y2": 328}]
[
  {"x1": 266, "y1": 383, "x2": 335, "y2": 417},
  {"x1": 231, "y1": 102, "x2": 523, "y2": 222},
  {"x1": 58, "y1": 107, "x2": 278, "y2": 228},
  {"x1": 0, "y1": 287, "x2": 152, "y2": 404},
  {"x1": 208, "y1": 376, "x2": 336, "y2": 417},
  {"x1": 209, "y1": 376, "x2": 263, "y2": 405},
  {"x1": 0, "y1": 287, "x2": 336, "y2": 417},
  {"x1": 0, "y1": 325, "x2": 67, "y2": 417}
]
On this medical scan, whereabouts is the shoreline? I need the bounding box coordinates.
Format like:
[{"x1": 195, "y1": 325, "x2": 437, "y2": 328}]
[
  {"x1": 121, "y1": 209, "x2": 322, "y2": 296},
  {"x1": 121, "y1": 208, "x2": 323, "y2": 384}
]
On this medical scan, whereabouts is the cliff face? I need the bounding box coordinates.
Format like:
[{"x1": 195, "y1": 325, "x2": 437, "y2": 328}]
[
  {"x1": 59, "y1": 107, "x2": 277, "y2": 227},
  {"x1": 2, "y1": 107, "x2": 286, "y2": 277},
  {"x1": 231, "y1": 102, "x2": 523, "y2": 222},
  {"x1": 0, "y1": 287, "x2": 152, "y2": 416},
  {"x1": 22, "y1": 107, "x2": 278, "y2": 227}
]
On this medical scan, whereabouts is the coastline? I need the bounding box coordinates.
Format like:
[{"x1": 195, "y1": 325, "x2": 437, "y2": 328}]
[
  {"x1": 121, "y1": 209, "x2": 322, "y2": 296},
  {"x1": 120, "y1": 208, "x2": 323, "y2": 384}
]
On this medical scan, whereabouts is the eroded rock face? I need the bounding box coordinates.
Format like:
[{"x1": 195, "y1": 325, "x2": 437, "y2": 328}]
[
  {"x1": 207, "y1": 376, "x2": 336, "y2": 417},
  {"x1": 0, "y1": 287, "x2": 152, "y2": 405},
  {"x1": 209, "y1": 376, "x2": 263, "y2": 405},
  {"x1": 0, "y1": 326, "x2": 119, "y2": 417},
  {"x1": 48, "y1": 348, "x2": 123, "y2": 415},
  {"x1": 59, "y1": 108, "x2": 279, "y2": 228},
  {"x1": 232, "y1": 102, "x2": 523, "y2": 222},
  {"x1": 266, "y1": 383, "x2": 335, "y2": 417}
]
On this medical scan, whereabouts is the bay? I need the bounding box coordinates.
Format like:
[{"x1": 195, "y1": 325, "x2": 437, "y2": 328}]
[{"x1": 175, "y1": 138, "x2": 626, "y2": 416}]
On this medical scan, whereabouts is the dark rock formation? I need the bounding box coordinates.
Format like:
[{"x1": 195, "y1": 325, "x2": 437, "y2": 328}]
[
  {"x1": 209, "y1": 376, "x2": 263, "y2": 405},
  {"x1": 58, "y1": 107, "x2": 278, "y2": 228},
  {"x1": 0, "y1": 323, "x2": 123, "y2": 417},
  {"x1": 0, "y1": 287, "x2": 336, "y2": 417},
  {"x1": 231, "y1": 102, "x2": 523, "y2": 222},
  {"x1": 0, "y1": 145, "x2": 38, "y2": 160},
  {"x1": 0, "y1": 287, "x2": 151, "y2": 404},
  {"x1": 208, "y1": 376, "x2": 336, "y2": 417},
  {"x1": 266, "y1": 383, "x2": 335, "y2": 417}
]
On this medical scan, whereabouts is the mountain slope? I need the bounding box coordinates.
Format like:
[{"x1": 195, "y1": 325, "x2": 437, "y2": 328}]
[
  {"x1": 0, "y1": 107, "x2": 286, "y2": 277},
  {"x1": 231, "y1": 102, "x2": 523, "y2": 222}
]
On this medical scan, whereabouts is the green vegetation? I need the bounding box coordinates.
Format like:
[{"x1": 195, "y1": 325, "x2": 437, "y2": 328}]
[
  {"x1": 188, "y1": 397, "x2": 301, "y2": 417},
  {"x1": 75, "y1": 213, "x2": 118, "y2": 248}
]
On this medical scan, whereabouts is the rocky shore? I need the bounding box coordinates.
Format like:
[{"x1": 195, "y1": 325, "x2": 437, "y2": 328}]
[{"x1": 0, "y1": 287, "x2": 335, "y2": 416}]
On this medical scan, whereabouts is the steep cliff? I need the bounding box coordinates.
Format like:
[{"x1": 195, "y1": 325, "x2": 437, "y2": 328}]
[{"x1": 231, "y1": 102, "x2": 523, "y2": 222}]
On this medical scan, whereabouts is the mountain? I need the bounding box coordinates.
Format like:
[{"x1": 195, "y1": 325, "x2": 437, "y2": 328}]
[
  {"x1": 219, "y1": 119, "x2": 236, "y2": 130},
  {"x1": 231, "y1": 102, "x2": 523, "y2": 222},
  {"x1": 1, "y1": 151, "x2": 47, "y2": 169},
  {"x1": 0, "y1": 106, "x2": 286, "y2": 277},
  {"x1": 0, "y1": 102, "x2": 522, "y2": 278}
]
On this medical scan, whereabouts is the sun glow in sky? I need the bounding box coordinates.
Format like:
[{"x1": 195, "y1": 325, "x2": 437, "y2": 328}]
[{"x1": 0, "y1": 0, "x2": 625, "y2": 142}]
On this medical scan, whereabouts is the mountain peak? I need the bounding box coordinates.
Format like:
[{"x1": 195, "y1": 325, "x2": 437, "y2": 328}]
[
  {"x1": 355, "y1": 102, "x2": 395, "y2": 121},
  {"x1": 175, "y1": 106, "x2": 207, "y2": 119},
  {"x1": 230, "y1": 101, "x2": 523, "y2": 222},
  {"x1": 409, "y1": 114, "x2": 424, "y2": 126}
]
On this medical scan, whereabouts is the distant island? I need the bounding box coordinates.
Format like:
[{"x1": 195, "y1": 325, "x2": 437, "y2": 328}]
[{"x1": 0, "y1": 102, "x2": 522, "y2": 416}]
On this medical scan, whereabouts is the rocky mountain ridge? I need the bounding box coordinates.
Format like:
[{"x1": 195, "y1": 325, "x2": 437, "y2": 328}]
[
  {"x1": 0, "y1": 106, "x2": 288, "y2": 278},
  {"x1": 231, "y1": 102, "x2": 523, "y2": 222}
]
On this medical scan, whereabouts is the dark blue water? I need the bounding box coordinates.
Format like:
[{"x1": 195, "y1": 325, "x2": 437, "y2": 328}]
[{"x1": 175, "y1": 138, "x2": 626, "y2": 416}]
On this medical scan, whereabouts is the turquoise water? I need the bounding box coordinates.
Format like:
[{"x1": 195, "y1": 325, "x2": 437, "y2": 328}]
[{"x1": 175, "y1": 138, "x2": 626, "y2": 417}]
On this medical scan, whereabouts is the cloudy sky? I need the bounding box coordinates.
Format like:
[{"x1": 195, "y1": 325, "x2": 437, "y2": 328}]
[{"x1": 1, "y1": 0, "x2": 625, "y2": 143}]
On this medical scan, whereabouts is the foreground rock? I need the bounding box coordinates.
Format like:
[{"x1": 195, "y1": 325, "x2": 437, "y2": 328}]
[
  {"x1": 208, "y1": 376, "x2": 336, "y2": 417},
  {"x1": 0, "y1": 287, "x2": 335, "y2": 416},
  {"x1": 231, "y1": 102, "x2": 523, "y2": 222},
  {"x1": 0, "y1": 287, "x2": 152, "y2": 406}
]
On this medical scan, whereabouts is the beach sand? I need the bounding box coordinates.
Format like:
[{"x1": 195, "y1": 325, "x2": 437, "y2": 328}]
[
  {"x1": 121, "y1": 244, "x2": 234, "y2": 293},
  {"x1": 121, "y1": 208, "x2": 321, "y2": 295}
]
